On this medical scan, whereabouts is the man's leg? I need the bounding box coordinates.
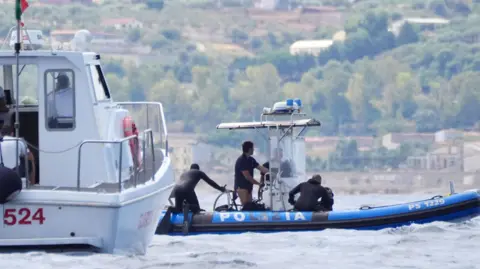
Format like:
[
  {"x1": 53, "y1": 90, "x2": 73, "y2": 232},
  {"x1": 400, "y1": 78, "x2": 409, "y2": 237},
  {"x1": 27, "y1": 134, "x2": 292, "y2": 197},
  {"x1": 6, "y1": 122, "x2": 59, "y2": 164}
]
[
  {"x1": 236, "y1": 187, "x2": 252, "y2": 206},
  {"x1": 174, "y1": 189, "x2": 186, "y2": 213},
  {"x1": 185, "y1": 191, "x2": 201, "y2": 213}
]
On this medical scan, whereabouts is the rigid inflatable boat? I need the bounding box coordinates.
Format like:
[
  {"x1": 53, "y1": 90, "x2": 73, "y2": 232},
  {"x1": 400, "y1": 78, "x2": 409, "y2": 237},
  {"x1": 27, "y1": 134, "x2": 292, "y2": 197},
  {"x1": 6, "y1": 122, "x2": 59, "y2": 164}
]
[
  {"x1": 156, "y1": 189, "x2": 480, "y2": 236},
  {"x1": 156, "y1": 101, "x2": 479, "y2": 236}
]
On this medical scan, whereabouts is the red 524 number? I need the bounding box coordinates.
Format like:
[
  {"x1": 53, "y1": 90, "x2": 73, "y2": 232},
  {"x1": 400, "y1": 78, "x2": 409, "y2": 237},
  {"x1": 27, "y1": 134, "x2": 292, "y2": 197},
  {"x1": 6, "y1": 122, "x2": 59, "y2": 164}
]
[{"x1": 3, "y1": 208, "x2": 46, "y2": 226}]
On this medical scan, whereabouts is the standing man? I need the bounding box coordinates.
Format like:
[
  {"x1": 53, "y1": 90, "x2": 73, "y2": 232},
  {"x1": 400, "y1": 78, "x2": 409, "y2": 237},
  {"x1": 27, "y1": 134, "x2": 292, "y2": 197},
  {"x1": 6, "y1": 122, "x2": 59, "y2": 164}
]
[
  {"x1": 47, "y1": 72, "x2": 74, "y2": 129},
  {"x1": 234, "y1": 141, "x2": 269, "y2": 206}
]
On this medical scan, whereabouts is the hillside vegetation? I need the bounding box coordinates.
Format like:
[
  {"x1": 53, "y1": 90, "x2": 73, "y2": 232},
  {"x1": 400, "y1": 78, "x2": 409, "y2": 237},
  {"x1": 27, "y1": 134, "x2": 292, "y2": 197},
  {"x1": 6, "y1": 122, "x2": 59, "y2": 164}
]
[{"x1": 1, "y1": 0, "x2": 480, "y2": 141}]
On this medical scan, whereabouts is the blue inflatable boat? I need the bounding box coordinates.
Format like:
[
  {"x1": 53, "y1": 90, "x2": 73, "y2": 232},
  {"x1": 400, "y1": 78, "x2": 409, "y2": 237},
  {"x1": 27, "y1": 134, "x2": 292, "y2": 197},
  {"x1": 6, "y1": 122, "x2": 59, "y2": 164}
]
[{"x1": 156, "y1": 189, "x2": 480, "y2": 236}]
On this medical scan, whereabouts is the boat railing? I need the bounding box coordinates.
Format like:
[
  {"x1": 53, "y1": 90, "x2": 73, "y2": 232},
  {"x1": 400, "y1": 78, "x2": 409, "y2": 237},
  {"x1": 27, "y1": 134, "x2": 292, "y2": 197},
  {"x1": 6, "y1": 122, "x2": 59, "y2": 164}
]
[
  {"x1": 0, "y1": 137, "x2": 30, "y2": 187},
  {"x1": 116, "y1": 101, "x2": 168, "y2": 157},
  {"x1": 76, "y1": 129, "x2": 155, "y2": 192},
  {"x1": 1, "y1": 25, "x2": 36, "y2": 51}
]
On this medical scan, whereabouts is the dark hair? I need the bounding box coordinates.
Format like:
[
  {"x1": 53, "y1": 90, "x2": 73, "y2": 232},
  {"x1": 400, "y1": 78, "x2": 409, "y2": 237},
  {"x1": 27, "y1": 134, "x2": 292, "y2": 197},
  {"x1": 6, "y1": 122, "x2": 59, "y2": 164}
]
[
  {"x1": 190, "y1": 163, "x2": 200, "y2": 170},
  {"x1": 242, "y1": 141, "x2": 254, "y2": 153},
  {"x1": 0, "y1": 125, "x2": 12, "y2": 136},
  {"x1": 312, "y1": 174, "x2": 322, "y2": 184},
  {"x1": 56, "y1": 73, "x2": 70, "y2": 89}
]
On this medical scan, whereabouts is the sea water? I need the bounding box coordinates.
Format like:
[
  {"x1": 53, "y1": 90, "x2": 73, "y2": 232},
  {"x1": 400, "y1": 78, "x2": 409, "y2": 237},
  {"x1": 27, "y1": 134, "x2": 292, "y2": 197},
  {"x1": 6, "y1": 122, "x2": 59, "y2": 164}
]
[{"x1": 1, "y1": 191, "x2": 479, "y2": 269}]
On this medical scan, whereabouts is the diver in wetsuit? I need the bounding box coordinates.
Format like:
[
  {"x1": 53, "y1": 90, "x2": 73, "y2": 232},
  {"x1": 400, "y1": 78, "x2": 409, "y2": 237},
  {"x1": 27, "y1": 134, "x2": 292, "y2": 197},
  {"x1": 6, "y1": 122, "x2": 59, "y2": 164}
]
[
  {"x1": 288, "y1": 174, "x2": 334, "y2": 212},
  {"x1": 173, "y1": 163, "x2": 226, "y2": 214}
]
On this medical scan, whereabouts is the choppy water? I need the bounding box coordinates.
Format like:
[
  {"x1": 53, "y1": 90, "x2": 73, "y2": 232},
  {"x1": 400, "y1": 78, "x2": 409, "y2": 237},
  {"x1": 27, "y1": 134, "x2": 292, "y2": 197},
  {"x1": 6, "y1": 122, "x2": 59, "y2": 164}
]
[{"x1": 1, "y1": 191, "x2": 479, "y2": 269}]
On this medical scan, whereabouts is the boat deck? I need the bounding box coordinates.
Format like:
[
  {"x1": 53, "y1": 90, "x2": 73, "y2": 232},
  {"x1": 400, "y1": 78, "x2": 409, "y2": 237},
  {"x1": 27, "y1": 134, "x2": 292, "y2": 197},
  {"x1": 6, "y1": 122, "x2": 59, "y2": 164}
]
[{"x1": 27, "y1": 148, "x2": 165, "y2": 193}]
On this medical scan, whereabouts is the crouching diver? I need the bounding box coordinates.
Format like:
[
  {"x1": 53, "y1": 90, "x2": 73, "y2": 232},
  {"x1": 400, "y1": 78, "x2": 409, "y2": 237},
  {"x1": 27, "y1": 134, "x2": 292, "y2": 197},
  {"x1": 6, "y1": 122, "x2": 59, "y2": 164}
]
[
  {"x1": 288, "y1": 174, "x2": 334, "y2": 212},
  {"x1": 173, "y1": 163, "x2": 226, "y2": 214}
]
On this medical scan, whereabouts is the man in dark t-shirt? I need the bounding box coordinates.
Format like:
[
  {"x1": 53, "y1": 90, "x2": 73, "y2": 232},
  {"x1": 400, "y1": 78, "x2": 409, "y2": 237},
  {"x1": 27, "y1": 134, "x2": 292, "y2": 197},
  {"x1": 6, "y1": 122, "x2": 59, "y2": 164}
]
[{"x1": 234, "y1": 141, "x2": 269, "y2": 206}]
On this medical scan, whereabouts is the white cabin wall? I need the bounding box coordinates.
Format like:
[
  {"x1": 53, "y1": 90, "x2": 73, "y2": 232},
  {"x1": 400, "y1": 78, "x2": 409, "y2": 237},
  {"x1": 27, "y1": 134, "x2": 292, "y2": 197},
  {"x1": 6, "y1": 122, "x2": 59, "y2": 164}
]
[
  {"x1": 37, "y1": 56, "x2": 109, "y2": 188},
  {"x1": 102, "y1": 105, "x2": 134, "y2": 182}
]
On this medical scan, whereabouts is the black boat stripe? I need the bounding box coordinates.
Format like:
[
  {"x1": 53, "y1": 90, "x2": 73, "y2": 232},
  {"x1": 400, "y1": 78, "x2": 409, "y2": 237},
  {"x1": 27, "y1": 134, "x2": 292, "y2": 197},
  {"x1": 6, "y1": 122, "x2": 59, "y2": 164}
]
[{"x1": 165, "y1": 198, "x2": 479, "y2": 233}]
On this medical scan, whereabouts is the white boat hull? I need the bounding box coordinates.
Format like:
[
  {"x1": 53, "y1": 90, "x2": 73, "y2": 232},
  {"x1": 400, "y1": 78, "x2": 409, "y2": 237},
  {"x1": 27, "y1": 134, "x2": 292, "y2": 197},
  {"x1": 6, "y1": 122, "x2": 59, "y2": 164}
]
[{"x1": 0, "y1": 151, "x2": 174, "y2": 255}]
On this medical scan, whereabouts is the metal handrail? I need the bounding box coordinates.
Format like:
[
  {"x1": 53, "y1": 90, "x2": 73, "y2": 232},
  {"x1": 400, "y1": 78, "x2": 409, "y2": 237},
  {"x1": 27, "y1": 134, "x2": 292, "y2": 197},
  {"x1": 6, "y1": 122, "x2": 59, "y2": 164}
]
[
  {"x1": 76, "y1": 129, "x2": 155, "y2": 192},
  {"x1": 0, "y1": 25, "x2": 34, "y2": 51},
  {"x1": 1, "y1": 137, "x2": 30, "y2": 188},
  {"x1": 116, "y1": 101, "x2": 169, "y2": 157}
]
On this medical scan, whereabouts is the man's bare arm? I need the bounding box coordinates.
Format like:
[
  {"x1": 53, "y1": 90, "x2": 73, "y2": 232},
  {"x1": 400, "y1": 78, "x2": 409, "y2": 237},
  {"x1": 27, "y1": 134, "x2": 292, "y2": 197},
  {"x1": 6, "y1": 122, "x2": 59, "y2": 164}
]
[
  {"x1": 241, "y1": 170, "x2": 260, "y2": 185},
  {"x1": 256, "y1": 164, "x2": 269, "y2": 175}
]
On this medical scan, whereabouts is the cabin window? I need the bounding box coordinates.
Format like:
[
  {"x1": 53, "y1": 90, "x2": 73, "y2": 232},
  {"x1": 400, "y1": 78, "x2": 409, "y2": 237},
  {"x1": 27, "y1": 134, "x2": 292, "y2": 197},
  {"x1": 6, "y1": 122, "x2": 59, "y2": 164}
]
[
  {"x1": 0, "y1": 64, "x2": 38, "y2": 106},
  {"x1": 87, "y1": 64, "x2": 111, "y2": 102},
  {"x1": 44, "y1": 69, "x2": 75, "y2": 131}
]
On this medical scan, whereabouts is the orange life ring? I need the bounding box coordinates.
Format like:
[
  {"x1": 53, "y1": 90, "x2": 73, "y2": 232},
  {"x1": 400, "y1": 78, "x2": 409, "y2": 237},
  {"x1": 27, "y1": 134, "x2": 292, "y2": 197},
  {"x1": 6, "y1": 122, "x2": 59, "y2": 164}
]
[{"x1": 122, "y1": 116, "x2": 142, "y2": 169}]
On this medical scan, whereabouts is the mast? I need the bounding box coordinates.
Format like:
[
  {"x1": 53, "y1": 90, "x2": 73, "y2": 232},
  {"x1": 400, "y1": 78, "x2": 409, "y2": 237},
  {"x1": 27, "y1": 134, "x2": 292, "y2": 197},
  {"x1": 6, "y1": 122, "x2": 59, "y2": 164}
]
[{"x1": 14, "y1": 1, "x2": 22, "y2": 174}]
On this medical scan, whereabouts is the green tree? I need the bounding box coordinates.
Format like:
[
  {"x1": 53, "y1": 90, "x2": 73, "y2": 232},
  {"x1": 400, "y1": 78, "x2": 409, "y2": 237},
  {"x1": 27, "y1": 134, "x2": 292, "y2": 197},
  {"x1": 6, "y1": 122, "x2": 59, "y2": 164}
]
[
  {"x1": 127, "y1": 28, "x2": 142, "y2": 43},
  {"x1": 146, "y1": 0, "x2": 164, "y2": 10},
  {"x1": 230, "y1": 63, "x2": 282, "y2": 120},
  {"x1": 396, "y1": 22, "x2": 419, "y2": 46},
  {"x1": 105, "y1": 73, "x2": 129, "y2": 101}
]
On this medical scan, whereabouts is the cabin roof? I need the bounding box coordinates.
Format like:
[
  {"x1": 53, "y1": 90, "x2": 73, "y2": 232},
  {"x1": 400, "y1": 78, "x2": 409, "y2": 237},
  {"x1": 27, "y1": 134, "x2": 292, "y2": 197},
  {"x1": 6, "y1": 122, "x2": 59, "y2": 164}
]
[
  {"x1": 0, "y1": 50, "x2": 96, "y2": 58},
  {"x1": 0, "y1": 50, "x2": 99, "y2": 66},
  {"x1": 216, "y1": 118, "x2": 321, "y2": 130}
]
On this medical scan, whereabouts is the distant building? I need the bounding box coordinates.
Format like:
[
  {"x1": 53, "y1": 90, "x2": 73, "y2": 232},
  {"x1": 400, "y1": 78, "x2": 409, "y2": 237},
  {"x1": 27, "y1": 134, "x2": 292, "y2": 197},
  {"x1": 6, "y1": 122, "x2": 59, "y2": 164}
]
[
  {"x1": 390, "y1": 17, "x2": 450, "y2": 36},
  {"x1": 406, "y1": 153, "x2": 459, "y2": 171},
  {"x1": 289, "y1": 39, "x2": 333, "y2": 56},
  {"x1": 381, "y1": 132, "x2": 435, "y2": 150},
  {"x1": 435, "y1": 129, "x2": 463, "y2": 143},
  {"x1": 102, "y1": 18, "x2": 144, "y2": 30},
  {"x1": 253, "y1": 0, "x2": 293, "y2": 10},
  {"x1": 253, "y1": 0, "x2": 278, "y2": 10},
  {"x1": 305, "y1": 136, "x2": 375, "y2": 151}
]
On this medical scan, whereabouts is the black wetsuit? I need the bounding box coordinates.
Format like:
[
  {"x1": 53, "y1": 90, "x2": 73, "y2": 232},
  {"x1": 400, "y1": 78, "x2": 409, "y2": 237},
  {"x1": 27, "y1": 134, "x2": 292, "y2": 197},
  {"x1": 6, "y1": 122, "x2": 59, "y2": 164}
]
[
  {"x1": 234, "y1": 154, "x2": 259, "y2": 193},
  {"x1": 173, "y1": 169, "x2": 224, "y2": 213},
  {"x1": 288, "y1": 178, "x2": 334, "y2": 211}
]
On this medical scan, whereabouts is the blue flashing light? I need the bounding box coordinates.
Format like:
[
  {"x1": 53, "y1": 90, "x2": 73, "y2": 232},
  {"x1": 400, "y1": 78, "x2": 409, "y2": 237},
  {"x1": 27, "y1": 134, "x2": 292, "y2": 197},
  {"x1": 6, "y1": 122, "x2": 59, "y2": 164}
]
[
  {"x1": 286, "y1": 99, "x2": 294, "y2": 107},
  {"x1": 294, "y1": 98, "x2": 302, "y2": 108}
]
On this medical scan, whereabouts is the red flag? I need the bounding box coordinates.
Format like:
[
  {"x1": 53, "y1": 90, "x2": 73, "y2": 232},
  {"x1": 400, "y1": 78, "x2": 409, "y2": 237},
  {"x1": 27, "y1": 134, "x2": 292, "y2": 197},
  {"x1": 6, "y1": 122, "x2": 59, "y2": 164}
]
[
  {"x1": 21, "y1": 0, "x2": 29, "y2": 13},
  {"x1": 19, "y1": 0, "x2": 28, "y2": 27}
]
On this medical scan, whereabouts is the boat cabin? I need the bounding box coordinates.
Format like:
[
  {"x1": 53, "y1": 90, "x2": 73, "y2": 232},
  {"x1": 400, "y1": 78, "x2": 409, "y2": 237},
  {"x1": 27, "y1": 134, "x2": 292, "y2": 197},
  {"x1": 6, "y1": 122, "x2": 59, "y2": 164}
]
[
  {"x1": 0, "y1": 49, "x2": 151, "y2": 190},
  {"x1": 216, "y1": 100, "x2": 321, "y2": 210}
]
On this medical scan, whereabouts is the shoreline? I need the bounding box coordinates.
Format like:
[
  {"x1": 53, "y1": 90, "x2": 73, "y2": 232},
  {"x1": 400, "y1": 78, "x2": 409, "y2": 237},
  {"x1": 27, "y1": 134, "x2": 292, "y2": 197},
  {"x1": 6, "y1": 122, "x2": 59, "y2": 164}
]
[{"x1": 191, "y1": 171, "x2": 480, "y2": 195}]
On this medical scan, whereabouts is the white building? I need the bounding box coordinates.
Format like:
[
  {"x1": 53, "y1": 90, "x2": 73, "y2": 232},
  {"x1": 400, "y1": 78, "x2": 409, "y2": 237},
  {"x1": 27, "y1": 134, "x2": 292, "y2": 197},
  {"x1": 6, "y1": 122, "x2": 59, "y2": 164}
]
[
  {"x1": 435, "y1": 129, "x2": 463, "y2": 143},
  {"x1": 289, "y1": 40, "x2": 334, "y2": 56}
]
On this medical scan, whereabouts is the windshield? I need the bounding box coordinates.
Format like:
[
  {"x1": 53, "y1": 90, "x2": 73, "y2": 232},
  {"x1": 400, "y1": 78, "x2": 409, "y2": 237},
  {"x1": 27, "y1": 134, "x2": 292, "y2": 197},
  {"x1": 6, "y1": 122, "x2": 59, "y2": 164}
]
[{"x1": 88, "y1": 64, "x2": 111, "y2": 102}]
